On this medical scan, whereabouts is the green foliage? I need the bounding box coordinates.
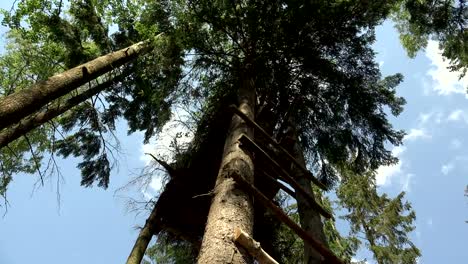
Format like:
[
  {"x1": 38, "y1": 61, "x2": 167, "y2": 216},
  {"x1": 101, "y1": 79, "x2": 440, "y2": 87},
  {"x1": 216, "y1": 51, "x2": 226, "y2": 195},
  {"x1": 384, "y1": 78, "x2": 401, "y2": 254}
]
[
  {"x1": 165, "y1": 0, "x2": 408, "y2": 187},
  {"x1": 269, "y1": 193, "x2": 305, "y2": 264},
  {"x1": 1, "y1": 0, "x2": 107, "y2": 67},
  {"x1": 259, "y1": 190, "x2": 359, "y2": 263},
  {"x1": 0, "y1": 0, "x2": 185, "y2": 189},
  {"x1": 132, "y1": 0, "x2": 417, "y2": 262},
  {"x1": 320, "y1": 194, "x2": 361, "y2": 262},
  {"x1": 337, "y1": 168, "x2": 420, "y2": 264},
  {"x1": 0, "y1": 0, "x2": 409, "y2": 190},
  {"x1": 0, "y1": 27, "x2": 67, "y2": 201},
  {"x1": 0, "y1": 1, "x2": 424, "y2": 263},
  {"x1": 392, "y1": 0, "x2": 467, "y2": 77},
  {"x1": 143, "y1": 232, "x2": 197, "y2": 264}
]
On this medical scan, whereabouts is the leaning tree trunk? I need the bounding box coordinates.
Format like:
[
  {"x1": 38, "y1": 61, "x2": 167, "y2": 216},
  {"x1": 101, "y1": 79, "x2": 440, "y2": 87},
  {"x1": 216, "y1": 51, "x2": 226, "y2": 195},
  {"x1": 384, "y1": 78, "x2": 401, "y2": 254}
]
[
  {"x1": 126, "y1": 202, "x2": 162, "y2": 264},
  {"x1": 282, "y1": 124, "x2": 328, "y2": 264},
  {"x1": 197, "y1": 66, "x2": 256, "y2": 264},
  {"x1": 0, "y1": 36, "x2": 157, "y2": 130},
  {"x1": 0, "y1": 74, "x2": 125, "y2": 148}
]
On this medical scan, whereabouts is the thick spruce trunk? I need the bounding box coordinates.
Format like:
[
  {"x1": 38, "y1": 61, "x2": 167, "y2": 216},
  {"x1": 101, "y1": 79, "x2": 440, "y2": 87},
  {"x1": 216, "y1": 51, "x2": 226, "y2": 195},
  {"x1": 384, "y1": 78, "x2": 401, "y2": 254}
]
[
  {"x1": 0, "y1": 39, "x2": 153, "y2": 130},
  {"x1": 282, "y1": 125, "x2": 328, "y2": 264},
  {"x1": 0, "y1": 75, "x2": 124, "y2": 148},
  {"x1": 197, "y1": 67, "x2": 256, "y2": 264}
]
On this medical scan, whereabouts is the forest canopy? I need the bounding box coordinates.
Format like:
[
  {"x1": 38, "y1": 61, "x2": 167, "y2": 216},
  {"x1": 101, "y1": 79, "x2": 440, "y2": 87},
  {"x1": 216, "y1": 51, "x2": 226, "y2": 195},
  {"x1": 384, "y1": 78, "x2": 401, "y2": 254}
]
[{"x1": 0, "y1": 0, "x2": 465, "y2": 263}]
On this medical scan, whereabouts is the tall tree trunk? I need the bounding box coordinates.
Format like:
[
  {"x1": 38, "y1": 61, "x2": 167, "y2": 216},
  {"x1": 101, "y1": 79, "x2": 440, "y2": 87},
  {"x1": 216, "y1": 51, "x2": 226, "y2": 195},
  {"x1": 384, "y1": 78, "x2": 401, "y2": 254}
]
[
  {"x1": 0, "y1": 74, "x2": 124, "y2": 148},
  {"x1": 197, "y1": 66, "x2": 256, "y2": 264},
  {"x1": 0, "y1": 38, "x2": 155, "y2": 130},
  {"x1": 281, "y1": 124, "x2": 328, "y2": 264},
  {"x1": 126, "y1": 203, "x2": 162, "y2": 264}
]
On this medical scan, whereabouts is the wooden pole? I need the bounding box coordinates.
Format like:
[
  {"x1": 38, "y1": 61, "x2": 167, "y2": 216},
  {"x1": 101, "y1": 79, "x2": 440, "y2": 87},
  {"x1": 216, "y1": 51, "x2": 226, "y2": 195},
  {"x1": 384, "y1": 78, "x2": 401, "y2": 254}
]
[
  {"x1": 126, "y1": 203, "x2": 161, "y2": 264},
  {"x1": 229, "y1": 105, "x2": 327, "y2": 190},
  {"x1": 233, "y1": 227, "x2": 280, "y2": 264},
  {"x1": 230, "y1": 172, "x2": 344, "y2": 264},
  {"x1": 239, "y1": 134, "x2": 333, "y2": 220},
  {"x1": 0, "y1": 37, "x2": 157, "y2": 130},
  {"x1": 0, "y1": 74, "x2": 125, "y2": 148}
]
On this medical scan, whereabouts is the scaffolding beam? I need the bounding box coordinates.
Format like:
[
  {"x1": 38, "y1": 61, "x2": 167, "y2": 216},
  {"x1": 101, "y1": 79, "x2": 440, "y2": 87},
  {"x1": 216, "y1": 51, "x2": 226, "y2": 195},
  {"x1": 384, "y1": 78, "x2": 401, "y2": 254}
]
[
  {"x1": 239, "y1": 134, "x2": 333, "y2": 220},
  {"x1": 231, "y1": 171, "x2": 344, "y2": 264},
  {"x1": 229, "y1": 105, "x2": 327, "y2": 190}
]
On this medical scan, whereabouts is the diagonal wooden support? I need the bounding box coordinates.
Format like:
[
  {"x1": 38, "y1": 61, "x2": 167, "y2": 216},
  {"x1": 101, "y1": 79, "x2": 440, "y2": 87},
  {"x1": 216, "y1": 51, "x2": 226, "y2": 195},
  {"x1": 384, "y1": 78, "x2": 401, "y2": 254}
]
[
  {"x1": 230, "y1": 172, "x2": 344, "y2": 264},
  {"x1": 229, "y1": 105, "x2": 327, "y2": 190},
  {"x1": 259, "y1": 169, "x2": 296, "y2": 198},
  {"x1": 239, "y1": 134, "x2": 333, "y2": 220}
]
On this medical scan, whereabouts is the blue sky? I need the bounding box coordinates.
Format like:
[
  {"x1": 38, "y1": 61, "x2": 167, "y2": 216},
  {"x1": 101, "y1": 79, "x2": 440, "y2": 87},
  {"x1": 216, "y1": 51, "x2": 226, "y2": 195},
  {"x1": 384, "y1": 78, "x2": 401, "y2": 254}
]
[{"x1": 0, "y1": 1, "x2": 467, "y2": 263}]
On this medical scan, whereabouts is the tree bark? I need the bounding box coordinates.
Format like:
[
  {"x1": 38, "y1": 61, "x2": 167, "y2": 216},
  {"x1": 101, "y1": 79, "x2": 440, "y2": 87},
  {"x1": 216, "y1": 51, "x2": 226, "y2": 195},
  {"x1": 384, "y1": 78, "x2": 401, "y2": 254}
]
[
  {"x1": 0, "y1": 38, "x2": 155, "y2": 130},
  {"x1": 126, "y1": 203, "x2": 162, "y2": 264},
  {"x1": 0, "y1": 74, "x2": 124, "y2": 149},
  {"x1": 282, "y1": 126, "x2": 328, "y2": 264},
  {"x1": 197, "y1": 67, "x2": 256, "y2": 264}
]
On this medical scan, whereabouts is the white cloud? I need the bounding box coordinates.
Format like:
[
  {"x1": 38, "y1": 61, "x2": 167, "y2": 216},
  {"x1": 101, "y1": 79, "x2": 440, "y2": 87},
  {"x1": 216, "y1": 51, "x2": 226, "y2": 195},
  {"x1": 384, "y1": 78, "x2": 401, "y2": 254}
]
[
  {"x1": 450, "y1": 138, "x2": 462, "y2": 149},
  {"x1": 418, "y1": 111, "x2": 443, "y2": 126},
  {"x1": 392, "y1": 145, "x2": 406, "y2": 157},
  {"x1": 427, "y1": 218, "x2": 433, "y2": 228},
  {"x1": 403, "y1": 128, "x2": 431, "y2": 141},
  {"x1": 447, "y1": 109, "x2": 468, "y2": 124},
  {"x1": 141, "y1": 176, "x2": 164, "y2": 201},
  {"x1": 376, "y1": 163, "x2": 402, "y2": 186},
  {"x1": 448, "y1": 109, "x2": 464, "y2": 121},
  {"x1": 351, "y1": 258, "x2": 370, "y2": 264},
  {"x1": 439, "y1": 156, "x2": 468, "y2": 176},
  {"x1": 376, "y1": 146, "x2": 406, "y2": 186},
  {"x1": 418, "y1": 112, "x2": 433, "y2": 124},
  {"x1": 376, "y1": 118, "x2": 430, "y2": 189},
  {"x1": 377, "y1": 147, "x2": 417, "y2": 192},
  {"x1": 142, "y1": 189, "x2": 154, "y2": 200},
  {"x1": 401, "y1": 173, "x2": 415, "y2": 192},
  {"x1": 421, "y1": 77, "x2": 432, "y2": 96},
  {"x1": 425, "y1": 40, "x2": 468, "y2": 96},
  {"x1": 149, "y1": 176, "x2": 163, "y2": 193},
  {"x1": 441, "y1": 162, "x2": 455, "y2": 175},
  {"x1": 140, "y1": 109, "x2": 194, "y2": 165},
  {"x1": 139, "y1": 107, "x2": 194, "y2": 195}
]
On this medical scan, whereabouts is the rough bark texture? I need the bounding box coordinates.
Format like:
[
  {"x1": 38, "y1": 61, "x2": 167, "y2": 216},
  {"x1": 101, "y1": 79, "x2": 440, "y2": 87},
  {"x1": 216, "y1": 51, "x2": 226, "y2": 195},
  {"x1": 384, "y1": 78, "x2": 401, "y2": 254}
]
[
  {"x1": 197, "y1": 69, "x2": 256, "y2": 264},
  {"x1": 282, "y1": 127, "x2": 328, "y2": 264},
  {"x1": 0, "y1": 39, "x2": 153, "y2": 130},
  {"x1": 0, "y1": 75, "x2": 123, "y2": 148},
  {"x1": 126, "y1": 203, "x2": 161, "y2": 264}
]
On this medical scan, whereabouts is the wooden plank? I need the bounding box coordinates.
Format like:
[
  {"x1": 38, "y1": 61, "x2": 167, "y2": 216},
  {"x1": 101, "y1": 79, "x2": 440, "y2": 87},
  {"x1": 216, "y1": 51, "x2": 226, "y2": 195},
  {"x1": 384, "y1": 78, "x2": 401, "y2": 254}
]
[
  {"x1": 229, "y1": 105, "x2": 327, "y2": 190},
  {"x1": 230, "y1": 172, "x2": 344, "y2": 264},
  {"x1": 233, "y1": 227, "x2": 280, "y2": 264},
  {"x1": 239, "y1": 134, "x2": 333, "y2": 220},
  {"x1": 260, "y1": 170, "x2": 296, "y2": 198}
]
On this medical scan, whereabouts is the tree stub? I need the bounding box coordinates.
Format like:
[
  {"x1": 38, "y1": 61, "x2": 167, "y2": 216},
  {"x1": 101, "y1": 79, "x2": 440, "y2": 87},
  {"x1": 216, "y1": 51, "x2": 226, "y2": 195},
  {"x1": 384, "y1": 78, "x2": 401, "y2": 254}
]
[{"x1": 233, "y1": 227, "x2": 279, "y2": 264}]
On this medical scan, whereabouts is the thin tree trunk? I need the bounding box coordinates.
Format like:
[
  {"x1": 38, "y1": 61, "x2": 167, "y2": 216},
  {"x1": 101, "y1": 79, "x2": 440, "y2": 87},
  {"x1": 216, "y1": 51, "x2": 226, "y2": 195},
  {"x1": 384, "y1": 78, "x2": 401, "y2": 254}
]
[
  {"x1": 0, "y1": 74, "x2": 124, "y2": 148},
  {"x1": 281, "y1": 125, "x2": 328, "y2": 264},
  {"x1": 126, "y1": 203, "x2": 162, "y2": 264},
  {"x1": 197, "y1": 67, "x2": 256, "y2": 264},
  {"x1": 0, "y1": 38, "x2": 156, "y2": 130}
]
